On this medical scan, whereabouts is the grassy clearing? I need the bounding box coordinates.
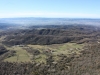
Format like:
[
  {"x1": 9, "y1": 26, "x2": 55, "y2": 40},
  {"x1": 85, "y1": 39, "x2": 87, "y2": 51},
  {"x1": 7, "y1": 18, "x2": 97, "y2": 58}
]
[
  {"x1": 4, "y1": 46, "x2": 32, "y2": 62},
  {"x1": 0, "y1": 36, "x2": 6, "y2": 42},
  {"x1": 34, "y1": 54, "x2": 47, "y2": 63},
  {"x1": 46, "y1": 43, "x2": 84, "y2": 55},
  {"x1": 28, "y1": 43, "x2": 84, "y2": 62},
  {"x1": 4, "y1": 43, "x2": 84, "y2": 63}
]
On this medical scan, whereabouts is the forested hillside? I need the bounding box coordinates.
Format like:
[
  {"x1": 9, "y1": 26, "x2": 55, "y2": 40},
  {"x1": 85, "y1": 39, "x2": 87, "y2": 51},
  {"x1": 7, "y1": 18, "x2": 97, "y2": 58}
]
[
  {"x1": 0, "y1": 25, "x2": 100, "y2": 75},
  {"x1": 2, "y1": 25, "x2": 100, "y2": 45}
]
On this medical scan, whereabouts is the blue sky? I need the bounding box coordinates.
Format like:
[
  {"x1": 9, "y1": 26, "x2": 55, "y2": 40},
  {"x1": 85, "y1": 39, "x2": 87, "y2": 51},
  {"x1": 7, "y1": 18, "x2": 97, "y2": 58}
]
[{"x1": 0, "y1": 0, "x2": 100, "y2": 18}]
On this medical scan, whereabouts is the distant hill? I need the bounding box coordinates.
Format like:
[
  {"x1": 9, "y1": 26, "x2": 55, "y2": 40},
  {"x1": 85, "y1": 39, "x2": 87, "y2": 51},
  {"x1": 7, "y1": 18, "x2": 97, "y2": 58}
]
[
  {"x1": 0, "y1": 23, "x2": 13, "y2": 30},
  {"x1": 2, "y1": 25, "x2": 100, "y2": 46},
  {"x1": 0, "y1": 18, "x2": 100, "y2": 26}
]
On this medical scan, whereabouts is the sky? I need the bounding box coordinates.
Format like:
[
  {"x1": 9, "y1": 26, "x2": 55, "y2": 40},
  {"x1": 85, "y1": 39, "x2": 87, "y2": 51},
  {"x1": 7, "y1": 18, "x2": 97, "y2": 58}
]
[{"x1": 0, "y1": 0, "x2": 100, "y2": 18}]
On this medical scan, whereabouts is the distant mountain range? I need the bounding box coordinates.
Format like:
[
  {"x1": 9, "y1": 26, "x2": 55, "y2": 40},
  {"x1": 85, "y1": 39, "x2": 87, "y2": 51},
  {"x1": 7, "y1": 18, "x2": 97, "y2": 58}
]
[
  {"x1": 0, "y1": 17, "x2": 100, "y2": 26},
  {"x1": 0, "y1": 17, "x2": 100, "y2": 30}
]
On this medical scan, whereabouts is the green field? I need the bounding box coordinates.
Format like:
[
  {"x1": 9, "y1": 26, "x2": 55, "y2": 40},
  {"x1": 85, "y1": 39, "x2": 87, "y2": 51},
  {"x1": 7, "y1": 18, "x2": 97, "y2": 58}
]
[
  {"x1": 4, "y1": 46, "x2": 32, "y2": 62},
  {"x1": 4, "y1": 43, "x2": 84, "y2": 62}
]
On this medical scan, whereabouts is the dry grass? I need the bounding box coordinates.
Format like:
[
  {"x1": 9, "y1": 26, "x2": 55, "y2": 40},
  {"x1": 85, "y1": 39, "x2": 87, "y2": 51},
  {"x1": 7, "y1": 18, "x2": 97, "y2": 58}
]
[
  {"x1": 4, "y1": 43, "x2": 84, "y2": 63},
  {"x1": 4, "y1": 46, "x2": 32, "y2": 62}
]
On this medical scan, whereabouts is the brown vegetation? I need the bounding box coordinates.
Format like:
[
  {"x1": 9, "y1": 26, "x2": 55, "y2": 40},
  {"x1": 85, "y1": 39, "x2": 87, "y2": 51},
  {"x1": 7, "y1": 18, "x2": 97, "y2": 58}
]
[
  {"x1": 0, "y1": 44, "x2": 100, "y2": 75},
  {"x1": 2, "y1": 25, "x2": 100, "y2": 46},
  {"x1": 0, "y1": 25, "x2": 100, "y2": 75}
]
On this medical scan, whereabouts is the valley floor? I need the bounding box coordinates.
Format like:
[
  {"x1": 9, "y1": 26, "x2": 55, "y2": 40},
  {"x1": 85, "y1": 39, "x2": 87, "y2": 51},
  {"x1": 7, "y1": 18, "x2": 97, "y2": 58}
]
[{"x1": 4, "y1": 43, "x2": 84, "y2": 63}]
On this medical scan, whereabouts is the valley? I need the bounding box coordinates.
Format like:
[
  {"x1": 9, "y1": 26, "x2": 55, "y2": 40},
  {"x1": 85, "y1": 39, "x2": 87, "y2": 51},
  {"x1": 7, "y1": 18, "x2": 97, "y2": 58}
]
[
  {"x1": 4, "y1": 43, "x2": 84, "y2": 63},
  {"x1": 0, "y1": 23, "x2": 100, "y2": 75}
]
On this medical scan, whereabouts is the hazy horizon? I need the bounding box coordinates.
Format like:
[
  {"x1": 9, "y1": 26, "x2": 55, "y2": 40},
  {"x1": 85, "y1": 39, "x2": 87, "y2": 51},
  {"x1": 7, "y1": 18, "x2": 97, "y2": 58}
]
[{"x1": 0, "y1": 17, "x2": 100, "y2": 26}]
